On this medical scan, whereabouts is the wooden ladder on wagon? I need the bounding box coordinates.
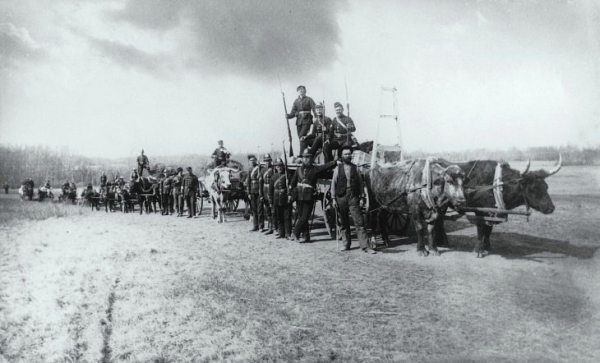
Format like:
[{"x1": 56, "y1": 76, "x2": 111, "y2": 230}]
[{"x1": 368, "y1": 86, "x2": 404, "y2": 169}]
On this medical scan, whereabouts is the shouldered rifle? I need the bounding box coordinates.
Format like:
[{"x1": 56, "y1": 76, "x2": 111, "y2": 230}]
[
  {"x1": 282, "y1": 140, "x2": 290, "y2": 193},
  {"x1": 278, "y1": 75, "x2": 294, "y2": 157}
]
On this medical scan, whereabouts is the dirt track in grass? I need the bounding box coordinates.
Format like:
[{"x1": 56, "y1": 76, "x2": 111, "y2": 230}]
[{"x1": 1, "y1": 164, "x2": 600, "y2": 362}]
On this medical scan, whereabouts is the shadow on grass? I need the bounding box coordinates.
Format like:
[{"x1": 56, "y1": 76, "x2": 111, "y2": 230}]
[{"x1": 447, "y1": 233, "x2": 599, "y2": 261}]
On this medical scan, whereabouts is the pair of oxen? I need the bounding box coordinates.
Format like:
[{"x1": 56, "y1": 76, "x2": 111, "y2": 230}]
[{"x1": 369, "y1": 155, "x2": 562, "y2": 258}]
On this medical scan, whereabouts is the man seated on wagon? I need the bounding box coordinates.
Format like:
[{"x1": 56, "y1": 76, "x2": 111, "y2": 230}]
[
  {"x1": 211, "y1": 140, "x2": 231, "y2": 167},
  {"x1": 301, "y1": 103, "x2": 333, "y2": 162},
  {"x1": 324, "y1": 102, "x2": 358, "y2": 161}
]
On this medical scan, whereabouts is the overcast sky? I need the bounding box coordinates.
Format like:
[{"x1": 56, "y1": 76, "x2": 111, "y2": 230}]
[{"x1": 1, "y1": 0, "x2": 599, "y2": 158}]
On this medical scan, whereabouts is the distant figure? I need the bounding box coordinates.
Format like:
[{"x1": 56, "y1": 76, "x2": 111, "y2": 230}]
[
  {"x1": 246, "y1": 155, "x2": 264, "y2": 231},
  {"x1": 182, "y1": 167, "x2": 199, "y2": 218},
  {"x1": 286, "y1": 85, "x2": 316, "y2": 152},
  {"x1": 211, "y1": 140, "x2": 231, "y2": 167},
  {"x1": 130, "y1": 168, "x2": 139, "y2": 181},
  {"x1": 137, "y1": 149, "x2": 149, "y2": 176},
  {"x1": 172, "y1": 167, "x2": 184, "y2": 217},
  {"x1": 4, "y1": 182, "x2": 10, "y2": 194},
  {"x1": 100, "y1": 173, "x2": 107, "y2": 188}
]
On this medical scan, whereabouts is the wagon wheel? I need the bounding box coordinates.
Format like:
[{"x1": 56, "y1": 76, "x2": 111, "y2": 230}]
[
  {"x1": 387, "y1": 210, "x2": 410, "y2": 235},
  {"x1": 321, "y1": 188, "x2": 337, "y2": 240},
  {"x1": 224, "y1": 198, "x2": 237, "y2": 213}
]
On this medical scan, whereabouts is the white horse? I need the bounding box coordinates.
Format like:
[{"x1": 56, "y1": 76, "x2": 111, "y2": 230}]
[{"x1": 204, "y1": 167, "x2": 234, "y2": 223}]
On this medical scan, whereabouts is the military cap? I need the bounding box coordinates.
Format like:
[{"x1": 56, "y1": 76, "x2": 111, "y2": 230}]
[
  {"x1": 263, "y1": 153, "x2": 272, "y2": 161},
  {"x1": 186, "y1": 167, "x2": 192, "y2": 172},
  {"x1": 299, "y1": 148, "x2": 312, "y2": 157},
  {"x1": 315, "y1": 103, "x2": 324, "y2": 109},
  {"x1": 177, "y1": 167, "x2": 183, "y2": 172},
  {"x1": 334, "y1": 102, "x2": 344, "y2": 109},
  {"x1": 132, "y1": 168, "x2": 137, "y2": 171},
  {"x1": 163, "y1": 169, "x2": 168, "y2": 173},
  {"x1": 248, "y1": 155, "x2": 257, "y2": 161},
  {"x1": 218, "y1": 140, "x2": 223, "y2": 144},
  {"x1": 274, "y1": 158, "x2": 284, "y2": 166},
  {"x1": 297, "y1": 85, "x2": 306, "y2": 91}
]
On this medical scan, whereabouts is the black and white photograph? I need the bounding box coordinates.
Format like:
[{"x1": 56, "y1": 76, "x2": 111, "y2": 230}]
[{"x1": 1, "y1": 0, "x2": 599, "y2": 361}]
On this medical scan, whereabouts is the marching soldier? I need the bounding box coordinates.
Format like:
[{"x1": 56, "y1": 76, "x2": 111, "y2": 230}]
[
  {"x1": 161, "y1": 169, "x2": 173, "y2": 215},
  {"x1": 259, "y1": 153, "x2": 277, "y2": 235},
  {"x1": 182, "y1": 167, "x2": 199, "y2": 218},
  {"x1": 137, "y1": 149, "x2": 149, "y2": 176},
  {"x1": 211, "y1": 140, "x2": 231, "y2": 167},
  {"x1": 324, "y1": 102, "x2": 357, "y2": 160},
  {"x1": 289, "y1": 149, "x2": 339, "y2": 242},
  {"x1": 246, "y1": 155, "x2": 264, "y2": 231},
  {"x1": 286, "y1": 85, "x2": 317, "y2": 152},
  {"x1": 172, "y1": 167, "x2": 184, "y2": 216},
  {"x1": 269, "y1": 158, "x2": 292, "y2": 239},
  {"x1": 331, "y1": 145, "x2": 376, "y2": 254},
  {"x1": 303, "y1": 103, "x2": 333, "y2": 162}
]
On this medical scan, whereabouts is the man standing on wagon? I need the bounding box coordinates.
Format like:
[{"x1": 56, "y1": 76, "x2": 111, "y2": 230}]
[
  {"x1": 289, "y1": 149, "x2": 339, "y2": 243},
  {"x1": 286, "y1": 85, "x2": 316, "y2": 153},
  {"x1": 137, "y1": 149, "x2": 149, "y2": 176},
  {"x1": 331, "y1": 145, "x2": 375, "y2": 254},
  {"x1": 324, "y1": 102, "x2": 357, "y2": 160}
]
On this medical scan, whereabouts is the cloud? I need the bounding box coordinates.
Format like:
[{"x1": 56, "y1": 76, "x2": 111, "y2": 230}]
[
  {"x1": 88, "y1": 36, "x2": 168, "y2": 73},
  {"x1": 0, "y1": 22, "x2": 45, "y2": 69},
  {"x1": 107, "y1": 0, "x2": 345, "y2": 78}
]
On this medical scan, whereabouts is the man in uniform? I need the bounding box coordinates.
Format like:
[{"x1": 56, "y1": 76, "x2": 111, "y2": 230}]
[
  {"x1": 270, "y1": 158, "x2": 292, "y2": 239},
  {"x1": 289, "y1": 149, "x2": 339, "y2": 242},
  {"x1": 130, "y1": 168, "x2": 139, "y2": 181},
  {"x1": 246, "y1": 155, "x2": 264, "y2": 231},
  {"x1": 331, "y1": 145, "x2": 376, "y2": 254},
  {"x1": 137, "y1": 149, "x2": 149, "y2": 176},
  {"x1": 211, "y1": 140, "x2": 231, "y2": 167},
  {"x1": 4, "y1": 182, "x2": 9, "y2": 194},
  {"x1": 172, "y1": 167, "x2": 184, "y2": 216},
  {"x1": 259, "y1": 153, "x2": 277, "y2": 234},
  {"x1": 182, "y1": 167, "x2": 199, "y2": 218},
  {"x1": 302, "y1": 103, "x2": 333, "y2": 162},
  {"x1": 161, "y1": 169, "x2": 173, "y2": 215},
  {"x1": 100, "y1": 173, "x2": 107, "y2": 188},
  {"x1": 286, "y1": 85, "x2": 316, "y2": 152},
  {"x1": 324, "y1": 102, "x2": 357, "y2": 161}
]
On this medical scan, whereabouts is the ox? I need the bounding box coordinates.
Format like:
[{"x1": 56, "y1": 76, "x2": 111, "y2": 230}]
[
  {"x1": 369, "y1": 157, "x2": 467, "y2": 256},
  {"x1": 205, "y1": 167, "x2": 235, "y2": 223},
  {"x1": 451, "y1": 155, "x2": 562, "y2": 258}
]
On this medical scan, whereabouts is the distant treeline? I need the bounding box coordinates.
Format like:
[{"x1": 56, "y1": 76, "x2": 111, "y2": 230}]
[
  {"x1": 1, "y1": 144, "x2": 598, "y2": 188},
  {"x1": 406, "y1": 145, "x2": 600, "y2": 166}
]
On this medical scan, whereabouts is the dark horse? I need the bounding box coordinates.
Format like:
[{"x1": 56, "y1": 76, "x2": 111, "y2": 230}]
[{"x1": 129, "y1": 177, "x2": 160, "y2": 214}]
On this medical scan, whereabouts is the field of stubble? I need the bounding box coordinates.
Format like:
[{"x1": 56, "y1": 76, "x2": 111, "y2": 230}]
[{"x1": 1, "y1": 162, "x2": 599, "y2": 362}]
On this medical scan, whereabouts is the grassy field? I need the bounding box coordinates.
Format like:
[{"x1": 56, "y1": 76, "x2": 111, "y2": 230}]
[{"x1": 0, "y1": 163, "x2": 599, "y2": 362}]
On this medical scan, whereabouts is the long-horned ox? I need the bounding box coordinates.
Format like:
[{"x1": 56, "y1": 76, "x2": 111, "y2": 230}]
[
  {"x1": 453, "y1": 154, "x2": 562, "y2": 258},
  {"x1": 205, "y1": 167, "x2": 234, "y2": 223},
  {"x1": 369, "y1": 157, "x2": 467, "y2": 256}
]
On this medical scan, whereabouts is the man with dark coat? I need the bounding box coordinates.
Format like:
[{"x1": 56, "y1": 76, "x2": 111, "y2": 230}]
[
  {"x1": 182, "y1": 167, "x2": 199, "y2": 218},
  {"x1": 172, "y1": 167, "x2": 184, "y2": 216},
  {"x1": 4, "y1": 182, "x2": 9, "y2": 194},
  {"x1": 259, "y1": 153, "x2": 277, "y2": 234},
  {"x1": 100, "y1": 173, "x2": 107, "y2": 188},
  {"x1": 289, "y1": 149, "x2": 339, "y2": 242},
  {"x1": 303, "y1": 103, "x2": 333, "y2": 162},
  {"x1": 161, "y1": 169, "x2": 173, "y2": 215},
  {"x1": 137, "y1": 149, "x2": 149, "y2": 176},
  {"x1": 286, "y1": 85, "x2": 316, "y2": 152},
  {"x1": 211, "y1": 140, "x2": 231, "y2": 167},
  {"x1": 324, "y1": 102, "x2": 357, "y2": 160},
  {"x1": 269, "y1": 158, "x2": 292, "y2": 239},
  {"x1": 246, "y1": 155, "x2": 264, "y2": 231},
  {"x1": 331, "y1": 145, "x2": 376, "y2": 254},
  {"x1": 130, "y1": 168, "x2": 139, "y2": 181}
]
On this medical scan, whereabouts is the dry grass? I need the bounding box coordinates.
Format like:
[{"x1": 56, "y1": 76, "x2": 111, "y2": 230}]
[
  {"x1": 1, "y1": 166, "x2": 600, "y2": 362},
  {"x1": 0, "y1": 194, "x2": 87, "y2": 226}
]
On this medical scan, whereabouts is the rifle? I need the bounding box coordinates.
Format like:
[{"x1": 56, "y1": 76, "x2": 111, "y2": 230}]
[
  {"x1": 278, "y1": 75, "x2": 294, "y2": 157},
  {"x1": 282, "y1": 140, "x2": 290, "y2": 193},
  {"x1": 344, "y1": 76, "x2": 350, "y2": 146}
]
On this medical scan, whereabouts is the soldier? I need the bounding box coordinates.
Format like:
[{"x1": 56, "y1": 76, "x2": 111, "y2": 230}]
[
  {"x1": 259, "y1": 153, "x2": 277, "y2": 234},
  {"x1": 269, "y1": 158, "x2": 292, "y2": 239},
  {"x1": 130, "y1": 168, "x2": 139, "y2": 181},
  {"x1": 182, "y1": 166, "x2": 199, "y2": 218},
  {"x1": 172, "y1": 167, "x2": 184, "y2": 216},
  {"x1": 303, "y1": 103, "x2": 333, "y2": 162},
  {"x1": 137, "y1": 149, "x2": 149, "y2": 176},
  {"x1": 289, "y1": 149, "x2": 339, "y2": 242},
  {"x1": 4, "y1": 182, "x2": 9, "y2": 194},
  {"x1": 211, "y1": 140, "x2": 231, "y2": 167},
  {"x1": 100, "y1": 173, "x2": 107, "y2": 188},
  {"x1": 246, "y1": 155, "x2": 264, "y2": 231},
  {"x1": 161, "y1": 169, "x2": 173, "y2": 215},
  {"x1": 286, "y1": 85, "x2": 317, "y2": 152},
  {"x1": 324, "y1": 102, "x2": 357, "y2": 160},
  {"x1": 331, "y1": 145, "x2": 376, "y2": 254}
]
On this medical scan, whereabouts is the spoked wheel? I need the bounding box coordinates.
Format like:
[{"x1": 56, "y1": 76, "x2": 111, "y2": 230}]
[{"x1": 387, "y1": 211, "x2": 411, "y2": 235}]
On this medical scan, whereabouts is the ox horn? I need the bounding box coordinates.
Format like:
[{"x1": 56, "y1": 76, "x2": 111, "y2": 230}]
[
  {"x1": 542, "y1": 153, "x2": 563, "y2": 177},
  {"x1": 521, "y1": 158, "x2": 531, "y2": 175}
]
